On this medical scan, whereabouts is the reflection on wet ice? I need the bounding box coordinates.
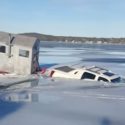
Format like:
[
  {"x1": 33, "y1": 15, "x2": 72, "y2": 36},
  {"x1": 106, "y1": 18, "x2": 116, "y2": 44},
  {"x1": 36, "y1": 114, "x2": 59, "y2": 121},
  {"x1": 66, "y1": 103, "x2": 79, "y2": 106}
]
[
  {"x1": 4, "y1": 93, "x2": 39, "y2": 102},
  {"x1": 0, "y1": 78, "x2": 39, "y2": 102},
  {"x1": 0, "y1": 77, "x2": 60, "y2": 103},
  {"x1": 3, "y1": 92, "x2": 61, "y2": 103}
]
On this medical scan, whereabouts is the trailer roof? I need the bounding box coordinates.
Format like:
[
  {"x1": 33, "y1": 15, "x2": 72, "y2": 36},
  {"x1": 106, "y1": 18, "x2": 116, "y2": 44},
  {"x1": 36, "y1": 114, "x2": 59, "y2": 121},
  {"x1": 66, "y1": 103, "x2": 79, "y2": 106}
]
[{"x1": 0, "y1": 31, "x2": 38, "y2": 48}]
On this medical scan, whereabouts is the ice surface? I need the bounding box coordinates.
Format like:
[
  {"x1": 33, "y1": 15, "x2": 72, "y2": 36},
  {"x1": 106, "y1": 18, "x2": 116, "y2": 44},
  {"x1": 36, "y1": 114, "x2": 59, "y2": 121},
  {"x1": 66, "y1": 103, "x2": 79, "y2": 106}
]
[{"x1": 0, "y1": 42, "x2": 125, "y2": 125}]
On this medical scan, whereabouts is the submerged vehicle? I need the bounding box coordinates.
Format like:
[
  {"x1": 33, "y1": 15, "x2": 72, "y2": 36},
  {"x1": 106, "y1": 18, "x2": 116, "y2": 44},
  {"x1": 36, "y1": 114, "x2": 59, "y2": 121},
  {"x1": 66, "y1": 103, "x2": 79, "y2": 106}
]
[{"x1": 41, "y1": 65, "x2": 121, "y2": 83}]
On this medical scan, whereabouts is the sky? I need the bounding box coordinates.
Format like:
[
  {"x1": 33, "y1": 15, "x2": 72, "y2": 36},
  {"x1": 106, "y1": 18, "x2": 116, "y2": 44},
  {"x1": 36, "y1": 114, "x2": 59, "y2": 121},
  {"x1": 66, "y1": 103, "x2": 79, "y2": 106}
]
[{"x1": 0, "y1": 0, "x2": 125, "y2": 37}]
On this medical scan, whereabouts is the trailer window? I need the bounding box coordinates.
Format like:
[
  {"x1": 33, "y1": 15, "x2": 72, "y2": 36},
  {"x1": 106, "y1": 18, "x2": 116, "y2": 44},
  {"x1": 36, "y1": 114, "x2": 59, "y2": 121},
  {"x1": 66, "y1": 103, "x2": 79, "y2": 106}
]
[
  {"x1": 0, "y1": 46, "x2": 6, "y2": 53},
  {"x1": 19, "y1": 49, "x2": 29, "y2": 57},
  {"x1": 81, "y1": 72, "x2": 96, "y2": 80}
]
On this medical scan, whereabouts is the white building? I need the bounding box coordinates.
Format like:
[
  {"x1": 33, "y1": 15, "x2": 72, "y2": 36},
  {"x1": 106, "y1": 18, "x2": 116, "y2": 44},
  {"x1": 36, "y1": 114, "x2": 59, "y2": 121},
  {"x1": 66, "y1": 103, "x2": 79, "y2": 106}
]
[{"x1": 0, "y1": 31, "x2": 40, "y2": 75}]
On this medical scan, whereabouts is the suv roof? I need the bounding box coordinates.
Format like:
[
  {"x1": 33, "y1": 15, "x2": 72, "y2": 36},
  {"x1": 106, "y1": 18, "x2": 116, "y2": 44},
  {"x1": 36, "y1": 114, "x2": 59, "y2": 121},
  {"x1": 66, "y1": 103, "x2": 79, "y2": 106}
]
[
  {"x1": 55, "y1": 66, "x2": 74, "y2": 72},
  {"x1": 85, "y1": 66, "x2": 108, "y2": 74},
  {"x1": 54, "y1": 66, "x2": 109, "y2": 75}
]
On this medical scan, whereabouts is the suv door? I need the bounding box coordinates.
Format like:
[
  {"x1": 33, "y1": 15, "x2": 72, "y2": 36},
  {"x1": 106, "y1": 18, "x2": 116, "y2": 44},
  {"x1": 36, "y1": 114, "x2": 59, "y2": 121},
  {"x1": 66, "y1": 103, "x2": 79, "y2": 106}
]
[{"x1": 98, "y1": 77, "x2": 109, "y2": 82}]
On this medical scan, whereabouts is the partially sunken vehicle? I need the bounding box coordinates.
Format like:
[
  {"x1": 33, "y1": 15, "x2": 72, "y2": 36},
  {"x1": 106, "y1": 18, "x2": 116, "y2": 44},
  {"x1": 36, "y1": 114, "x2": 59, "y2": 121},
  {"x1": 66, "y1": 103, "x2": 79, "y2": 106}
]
[{"x1": 42, "y1": 65, "x2": 121, "y2": 83}]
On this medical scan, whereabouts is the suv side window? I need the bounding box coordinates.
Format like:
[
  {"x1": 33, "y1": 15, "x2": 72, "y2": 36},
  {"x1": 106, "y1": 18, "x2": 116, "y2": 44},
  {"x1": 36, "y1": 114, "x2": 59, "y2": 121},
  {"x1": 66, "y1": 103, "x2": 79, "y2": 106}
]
[
  {"x1": 81, "y1": 72, "x2": 96, "y2": 80},
  {"x1": 98, "y1": 77, "x2": 109, "y2": 82}
]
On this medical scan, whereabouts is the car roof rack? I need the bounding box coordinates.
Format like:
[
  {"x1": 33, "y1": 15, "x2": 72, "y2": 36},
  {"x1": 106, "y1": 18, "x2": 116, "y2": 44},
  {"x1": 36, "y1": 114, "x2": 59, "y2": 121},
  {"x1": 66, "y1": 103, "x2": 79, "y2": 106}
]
[{"x1": 86, "y1": 66, "x2": 108, "y2": 74}]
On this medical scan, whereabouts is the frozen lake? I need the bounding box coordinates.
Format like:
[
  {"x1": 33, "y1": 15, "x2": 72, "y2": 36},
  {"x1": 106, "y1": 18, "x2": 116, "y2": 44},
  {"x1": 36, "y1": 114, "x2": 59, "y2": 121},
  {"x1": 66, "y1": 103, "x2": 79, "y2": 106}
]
[
  {"x1": 0, "y1": 42, "x2": 125, "y2": 125},
  {"x1": 39, "y1": 41, "x2": 125, "y2": 77}
]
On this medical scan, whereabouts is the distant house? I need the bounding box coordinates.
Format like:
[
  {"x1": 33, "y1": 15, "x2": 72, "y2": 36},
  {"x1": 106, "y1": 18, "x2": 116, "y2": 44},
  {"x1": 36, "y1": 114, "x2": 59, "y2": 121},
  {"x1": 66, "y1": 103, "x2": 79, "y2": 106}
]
[{"x1": 0, "y1": 31, "x2": 40, "y2": 75}]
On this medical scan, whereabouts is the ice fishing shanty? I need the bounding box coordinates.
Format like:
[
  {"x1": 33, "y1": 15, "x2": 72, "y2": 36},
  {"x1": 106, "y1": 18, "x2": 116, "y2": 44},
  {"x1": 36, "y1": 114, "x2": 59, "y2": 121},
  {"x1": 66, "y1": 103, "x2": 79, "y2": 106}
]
[{"x1": 0, "y1": 32, "x2": 40, "y2": 75}]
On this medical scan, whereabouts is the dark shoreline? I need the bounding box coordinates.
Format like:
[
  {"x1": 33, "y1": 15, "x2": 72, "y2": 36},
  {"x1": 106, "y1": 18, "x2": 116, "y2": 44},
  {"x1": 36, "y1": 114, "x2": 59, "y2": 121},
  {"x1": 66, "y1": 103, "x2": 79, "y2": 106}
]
[{"x1": 20, "y1": 32, "x2": 125, "y2": 45}]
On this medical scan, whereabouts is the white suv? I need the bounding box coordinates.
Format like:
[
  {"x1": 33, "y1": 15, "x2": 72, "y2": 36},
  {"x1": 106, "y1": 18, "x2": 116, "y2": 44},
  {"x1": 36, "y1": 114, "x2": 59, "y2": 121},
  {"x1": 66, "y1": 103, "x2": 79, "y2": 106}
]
[{"x1": 45, "y1": 66, "x2": 121, "y2": 83}]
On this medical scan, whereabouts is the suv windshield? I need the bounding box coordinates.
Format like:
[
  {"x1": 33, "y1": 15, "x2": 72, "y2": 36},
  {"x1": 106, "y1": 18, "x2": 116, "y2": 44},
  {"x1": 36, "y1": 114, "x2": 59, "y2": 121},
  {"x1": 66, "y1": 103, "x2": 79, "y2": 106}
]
[{"x1": 111, "y1": 77, "x2": 121, "y2": 83}]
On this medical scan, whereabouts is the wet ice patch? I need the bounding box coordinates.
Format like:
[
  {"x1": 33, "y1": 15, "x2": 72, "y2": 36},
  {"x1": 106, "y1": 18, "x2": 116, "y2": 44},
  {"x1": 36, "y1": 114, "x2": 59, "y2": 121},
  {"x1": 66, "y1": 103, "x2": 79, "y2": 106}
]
[
  {"x1": 82, "y1": 58, "x2": 125, "y2": 63},
  {"x1": 105, "y1": 51, "x2": 125, "y2": 55}
]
